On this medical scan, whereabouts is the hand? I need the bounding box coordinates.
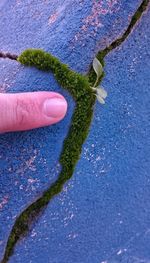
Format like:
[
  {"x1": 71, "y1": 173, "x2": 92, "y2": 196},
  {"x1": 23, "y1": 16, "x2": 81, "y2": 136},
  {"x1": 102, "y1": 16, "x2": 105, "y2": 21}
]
[{"x1": 0, "y1": 92, "x2": 67, "y2": 133}]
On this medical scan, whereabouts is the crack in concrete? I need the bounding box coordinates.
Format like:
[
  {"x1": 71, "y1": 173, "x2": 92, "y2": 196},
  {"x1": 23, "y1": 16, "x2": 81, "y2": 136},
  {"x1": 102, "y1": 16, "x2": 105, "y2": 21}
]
[
  {"x1": 0, "y1": 52, "x2": 18, "y2": 61},
  {"x1": 0, "y1": 0, "x2": 149, "y2": 262},
  {"x1": 98, "y1": 0, "x2": 149, "y2": 59}
]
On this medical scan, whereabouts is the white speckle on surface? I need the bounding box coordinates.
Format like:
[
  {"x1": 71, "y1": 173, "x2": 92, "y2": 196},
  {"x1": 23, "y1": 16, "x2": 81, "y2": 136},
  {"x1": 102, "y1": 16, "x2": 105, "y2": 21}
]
[
  {"x1": 117, "y1": 249, "x2": 123, "y2": 255},
  {"x1": 68, "y1": 232, "x2": 79, "y2": 240},
  {"x1": 31, "y1": 229, "x2": 37, "y2": 238}
]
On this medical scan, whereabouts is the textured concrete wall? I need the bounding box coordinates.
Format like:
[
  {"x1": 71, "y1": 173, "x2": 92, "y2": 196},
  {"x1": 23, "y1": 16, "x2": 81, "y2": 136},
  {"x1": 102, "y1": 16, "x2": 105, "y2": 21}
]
[{"x1": 0, "y1": 0, "x2": 149, "y2": 262}]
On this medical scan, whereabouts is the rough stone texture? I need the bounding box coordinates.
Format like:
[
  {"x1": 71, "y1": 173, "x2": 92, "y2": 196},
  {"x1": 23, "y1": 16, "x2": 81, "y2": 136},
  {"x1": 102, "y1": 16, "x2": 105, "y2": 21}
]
[
  {"x1": 0, "y1": 0, "x2": 143, "y2": 72},
  {"x1": 9, "y1": 4, "x2": 150, "y2": 263},
  {"x1": 0, "y1": 59, "x2": 75, "y2": 259},
  {"x1": 0, "y1": 0, "x2": 148, "y2": 261}
]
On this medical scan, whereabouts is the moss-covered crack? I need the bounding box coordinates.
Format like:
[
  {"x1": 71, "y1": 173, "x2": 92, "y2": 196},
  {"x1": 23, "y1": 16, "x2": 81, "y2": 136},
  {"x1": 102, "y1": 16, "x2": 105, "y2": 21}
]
[{"x1": 1, "y1": 0, "x2": 149, "y2": 262}]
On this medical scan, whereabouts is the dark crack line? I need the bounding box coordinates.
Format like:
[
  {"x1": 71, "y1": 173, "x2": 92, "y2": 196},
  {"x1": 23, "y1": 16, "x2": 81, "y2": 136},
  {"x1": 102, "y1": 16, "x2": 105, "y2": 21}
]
[
  {"x1": 97, "y1": 0, "x2": 150, "y2": 60},
  {"x1": 0, "y1": 52, "x2": 18, "y2": 61},
  {"x1": 1, "y1": 0, "x2": 150, "y2": 262}
]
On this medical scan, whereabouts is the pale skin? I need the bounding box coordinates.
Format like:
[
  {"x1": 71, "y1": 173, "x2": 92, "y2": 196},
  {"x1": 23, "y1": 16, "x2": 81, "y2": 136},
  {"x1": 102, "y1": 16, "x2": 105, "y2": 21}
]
[{"x1": 0, "y1": 92, "x2": 68, "y2": 133}]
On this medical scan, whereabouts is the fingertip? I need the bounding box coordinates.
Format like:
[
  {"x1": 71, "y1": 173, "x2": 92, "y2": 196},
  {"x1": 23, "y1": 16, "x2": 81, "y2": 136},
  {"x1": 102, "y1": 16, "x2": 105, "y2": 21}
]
[
  {"x1": 43, "y1": 96, "x2": 68, "y2": 120},
  {"x1": 0, "y1": 92, "x2": 68, "y2": 133}
]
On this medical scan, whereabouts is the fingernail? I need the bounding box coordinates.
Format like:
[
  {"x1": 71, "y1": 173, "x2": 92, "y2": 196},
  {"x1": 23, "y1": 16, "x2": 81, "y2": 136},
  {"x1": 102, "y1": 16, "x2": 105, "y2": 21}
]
[{"x1": 43, "y1": 97, "x2": 67, "y2": 118}]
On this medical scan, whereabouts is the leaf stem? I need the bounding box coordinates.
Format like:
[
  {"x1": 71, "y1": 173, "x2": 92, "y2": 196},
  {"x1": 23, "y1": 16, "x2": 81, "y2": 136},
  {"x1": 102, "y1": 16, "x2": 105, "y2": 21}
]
[{"x1": 93, "y1": 76, "x2": 99, "y2": 88}]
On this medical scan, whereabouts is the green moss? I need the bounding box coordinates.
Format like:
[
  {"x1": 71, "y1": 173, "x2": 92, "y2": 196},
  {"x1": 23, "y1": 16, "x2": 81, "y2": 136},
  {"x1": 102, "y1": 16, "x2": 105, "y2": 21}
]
[
  {"x1": 2, "y1": 0, "x2": 149, "y2": 260},
  {"x1": 96, "y1": 0, "x2": 149, "y2": 58},
  {"x1": 18, "y1": 49, "x2": 92, "y2": 99},
  {"x1": 18, "y1": 48, "x2": 95, "y2": 179},
  {"x1": 1, "y1": 49, "x2": 96, "y2": 263}
]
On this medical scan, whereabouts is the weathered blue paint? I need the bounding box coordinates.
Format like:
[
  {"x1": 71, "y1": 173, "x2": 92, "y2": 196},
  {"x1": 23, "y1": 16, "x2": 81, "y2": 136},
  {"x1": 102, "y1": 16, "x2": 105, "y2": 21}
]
[
  {"x1": 0, "y1": 0, "x2": 142, "y2": 72},
  {"x1": 0, "y1": 0, "x2": 147, "y2": 261},
  {"x1": 0, "y1": 59, "x2": 75, "y2": 259},
  {"x1": 9, "y1": 5, "x2": 150, "y2": 263}
]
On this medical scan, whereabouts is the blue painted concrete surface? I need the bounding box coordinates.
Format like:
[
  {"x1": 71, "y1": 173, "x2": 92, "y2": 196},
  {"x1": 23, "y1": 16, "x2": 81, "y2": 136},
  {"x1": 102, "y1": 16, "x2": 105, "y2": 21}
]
[
  {"x1": 0, "y1": 0, "x2": 142, "y2": 73},
  {"x1": 9, "y1": 5, "x2": 150, "y2": 263},
  {"x1": 0, "y1": 0, "x2": 148, "y2": 261},
  {"x1": 0, "y1": 59, "x2": 75, "y2": 259}
]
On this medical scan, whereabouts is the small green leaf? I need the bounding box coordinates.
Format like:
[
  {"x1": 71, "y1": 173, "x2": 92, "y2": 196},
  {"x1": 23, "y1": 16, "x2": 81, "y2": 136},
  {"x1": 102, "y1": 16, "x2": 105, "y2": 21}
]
[
  {"x1": 97, "y1": 87, "x2": 107, "y2": 99},
  {"x1": 96, "y1": 95, "x2": 105, "y2": 104},
  {"x1": 93, "y1": 57, "x2": 103, "y2": 79}
]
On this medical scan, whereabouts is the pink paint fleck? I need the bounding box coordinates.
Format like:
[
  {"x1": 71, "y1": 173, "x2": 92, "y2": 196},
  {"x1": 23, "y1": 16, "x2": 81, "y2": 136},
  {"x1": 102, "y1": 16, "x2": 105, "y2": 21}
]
[
  {"x1": 74, "y1": 0, "x2": 119, "y2": 42},
  {"x1": 48, "y1": 12, "x2": 58, "y2": 25},
  {"x1": 83, "y1": 0, "x2": 119, "y2": 31},
  {"x1": 15, "y1": 151, "x2": 37, "y2": 176},
  {"x1": 28, "y1": 178, "x2": 39, "y2": 184},
  {"x1": 0, "y1": 195, "x2": 9, "y2": 210}
]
